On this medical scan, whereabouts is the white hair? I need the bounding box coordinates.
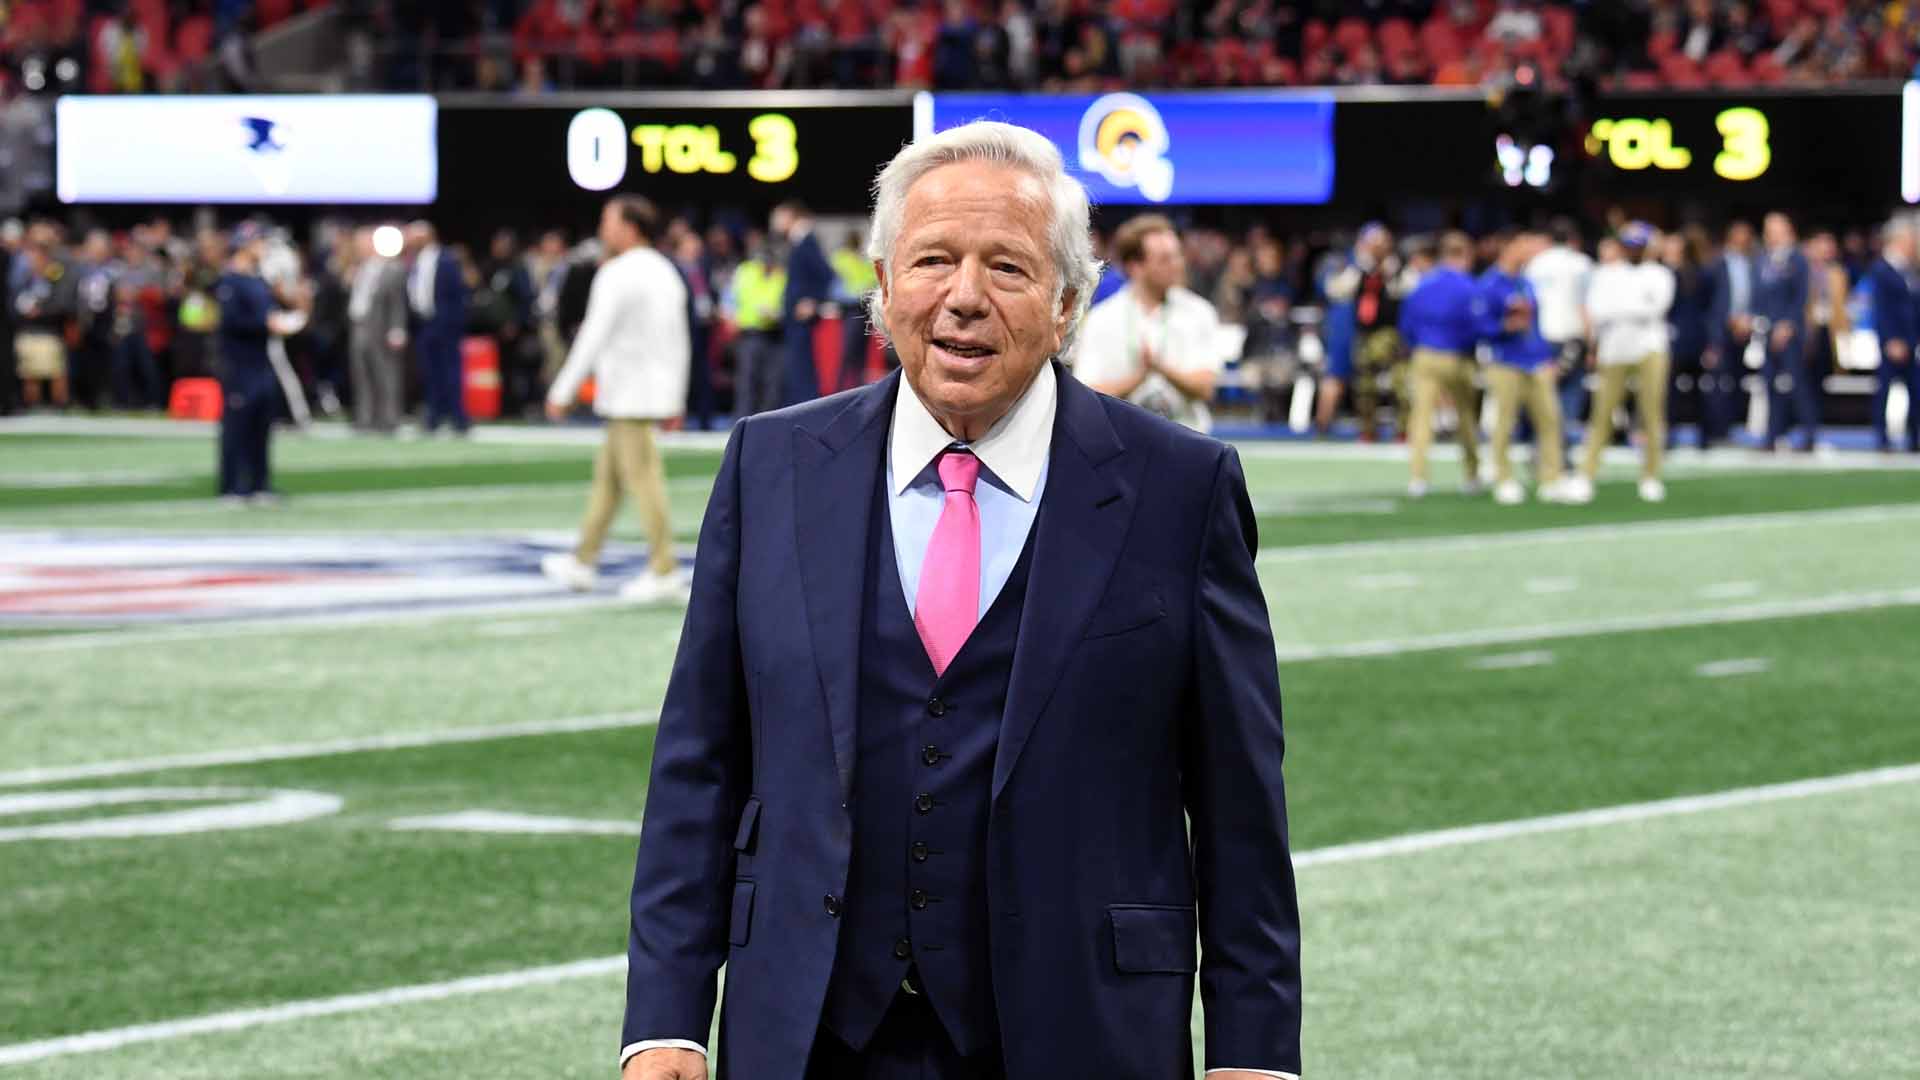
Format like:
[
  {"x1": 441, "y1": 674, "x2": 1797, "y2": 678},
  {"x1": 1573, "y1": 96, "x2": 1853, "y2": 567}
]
[{"x1": 865, "y1": 121, "x2": 1102, "y2": 357}]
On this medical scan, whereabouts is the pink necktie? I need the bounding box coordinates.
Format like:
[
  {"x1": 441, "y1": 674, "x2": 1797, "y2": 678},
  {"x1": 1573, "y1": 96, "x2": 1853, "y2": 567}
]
[{"x1": 914, "y1": 450, "x2": 982, "y2": 677}]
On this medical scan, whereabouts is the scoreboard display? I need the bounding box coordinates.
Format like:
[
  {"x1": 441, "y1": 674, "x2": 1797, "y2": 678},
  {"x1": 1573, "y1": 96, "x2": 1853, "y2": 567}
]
[
  {"x1": 1576, "y1": 91, "x2": 1900, "y2": 203},
  {"x1": 435, "y1": 95, "x2": 915, "y2": 227}
]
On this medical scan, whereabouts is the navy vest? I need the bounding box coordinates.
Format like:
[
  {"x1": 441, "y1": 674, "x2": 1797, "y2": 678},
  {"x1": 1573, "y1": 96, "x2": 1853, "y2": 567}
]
[{"x1": 820, "y1": 465, "x2": 1035, "y2": 1055}]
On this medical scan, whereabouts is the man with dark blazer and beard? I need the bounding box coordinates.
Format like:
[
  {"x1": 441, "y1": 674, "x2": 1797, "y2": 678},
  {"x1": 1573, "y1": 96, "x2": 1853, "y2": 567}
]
[{"x1": 618, "y1": 121, "x2": 1301, "y2": 1080}]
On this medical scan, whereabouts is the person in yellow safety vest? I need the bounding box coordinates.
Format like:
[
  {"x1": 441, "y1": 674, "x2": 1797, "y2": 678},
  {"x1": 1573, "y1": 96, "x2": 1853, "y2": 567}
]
[
  {"x1": 726, "y1": 235, "x2": 786, "y2": 417},
  {"x1": 829, "y1": 231, "x2": 881, "y2": 393}
]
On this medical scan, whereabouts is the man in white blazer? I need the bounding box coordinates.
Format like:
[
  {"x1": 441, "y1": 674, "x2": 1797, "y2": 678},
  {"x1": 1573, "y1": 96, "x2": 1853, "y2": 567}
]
[{"x1": 542, "y1": 195, "x2": 692, "y2": 604}]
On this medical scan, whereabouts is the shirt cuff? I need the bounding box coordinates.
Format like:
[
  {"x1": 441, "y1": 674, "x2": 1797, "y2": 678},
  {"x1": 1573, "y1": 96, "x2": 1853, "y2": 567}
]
[
  {"x1": 619, "y1": 1040, "x2": 708, "y2": 1068},
  {"x1": 1204, "y1": 1071, "x2": 1300, "y2": 1079}
]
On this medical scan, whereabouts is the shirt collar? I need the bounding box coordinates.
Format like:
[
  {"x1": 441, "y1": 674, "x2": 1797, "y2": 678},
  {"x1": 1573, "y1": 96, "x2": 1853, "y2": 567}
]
[{"x1": 890, "y1": 361, "x2": 1056, "y2": 502}]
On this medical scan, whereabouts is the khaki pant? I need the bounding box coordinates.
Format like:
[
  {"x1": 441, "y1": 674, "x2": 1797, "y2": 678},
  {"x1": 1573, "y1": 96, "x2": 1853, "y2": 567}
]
[
  {"x1": 15, "y1": 332, "x2": 67, "y2": 381},
  {"x1": 1486, "y1": 363, "x2": 1565, "y2": 486},
  {"x1": 1405, "y1": 348, "x2": 1481, "y2": 484},
  {"x1": 575, "y1": 419, "x2": 677, "y2": 577},
  {"x1": 1581, "y1": 353, "x2": 1669, "y2": 481}
]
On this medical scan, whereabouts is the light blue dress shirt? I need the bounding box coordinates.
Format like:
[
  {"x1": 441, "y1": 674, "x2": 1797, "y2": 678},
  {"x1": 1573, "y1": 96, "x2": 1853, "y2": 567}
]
[{"x1": 886, "y1": 363, "x2": 1057, "y2": 621}]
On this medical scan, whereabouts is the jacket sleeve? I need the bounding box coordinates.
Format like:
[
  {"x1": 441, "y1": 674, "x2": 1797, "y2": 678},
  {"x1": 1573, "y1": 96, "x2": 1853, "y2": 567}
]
[
  {"x1": 1184, "y1": 446, "x2": 1302, "y2": 1076},
  {"x1": 220, "y1": 279, "x2": 270, "y2": 338},
  {"x1": 1879, "y1": 265, "x2": 1916, "y2": 345},
  {"x1": 1705, "y1": 262, "x2": 1729, "y2": 330},
  {"x1": 623, "y1": 419, "x2": 754, "y2": 1048},
  {"x1": 548, "y1": 262, "x2": 617, "y2": 407},
  {"x1": 1782, "y1": 257, "x2": 1810, "y2": 326},
  {"x1": 1475, "y1": 279, "x2": 1512, "y2": 341}
]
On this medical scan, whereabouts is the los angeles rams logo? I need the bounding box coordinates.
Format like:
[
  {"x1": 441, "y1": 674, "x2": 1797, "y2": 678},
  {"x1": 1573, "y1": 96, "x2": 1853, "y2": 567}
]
[{"x1": 1077, "y1": 93, "x2": 1174, "y2": 203}]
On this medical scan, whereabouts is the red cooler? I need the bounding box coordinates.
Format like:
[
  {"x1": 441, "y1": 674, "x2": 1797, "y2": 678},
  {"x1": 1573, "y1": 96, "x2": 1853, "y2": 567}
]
[{"x1": 461, "y1": 336, "x2": 501, "y2": 421}]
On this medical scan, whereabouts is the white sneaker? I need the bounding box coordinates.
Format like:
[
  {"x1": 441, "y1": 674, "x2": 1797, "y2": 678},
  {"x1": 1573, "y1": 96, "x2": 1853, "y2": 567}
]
[
  {"x1": 1638, "y1": 477, "x2": 1667, "y2": 503},
  {"x1": 1493, "y1": 480, "x2": 1525, "y2": 506},
  {"x1": 618, "y1": 569, "x2": 691, "y2": 605},
  {"x1": 1550, "y1": 475, "x2": 1595, "y2": 505},
  {"x1": 1406, "y1": 479, "x2": 1430, "y2": 499},
  {"x1": 540, "y1": 552, "x2": 599, "y2": 593}
]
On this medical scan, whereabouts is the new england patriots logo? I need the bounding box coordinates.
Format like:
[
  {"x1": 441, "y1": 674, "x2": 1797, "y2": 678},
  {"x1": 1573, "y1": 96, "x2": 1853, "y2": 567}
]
[
  {"x1": 238, "y1": 115, "x2": 293, "y2": 195},
  {"x1": 241, "y1": 117, "x2": 285, "y2": 154}
]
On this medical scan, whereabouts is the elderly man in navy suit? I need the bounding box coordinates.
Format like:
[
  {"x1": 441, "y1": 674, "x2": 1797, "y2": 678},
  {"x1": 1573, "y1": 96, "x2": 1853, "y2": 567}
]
[
  {"x1": 405, "y1": 220, "x2": 471, "y2": 435},
  {"x1": 776, "y1": 200, "x2": 839, "y2": 406},
  {"x1": 619, "y1": 121, "x2": 1301, "y2": 1080},
  {"x1": 1867, "y1": 220, "x2": 1919, "y2": 452}
]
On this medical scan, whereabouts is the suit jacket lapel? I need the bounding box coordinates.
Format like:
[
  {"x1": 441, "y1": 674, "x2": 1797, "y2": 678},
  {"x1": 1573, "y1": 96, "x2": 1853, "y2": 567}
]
[
  {"x1": 994, "y1": 364, "x2": 1139, "y2": 800},
  {"x1": 793, "y1": 372, "x2": 899, "y2": 803}
]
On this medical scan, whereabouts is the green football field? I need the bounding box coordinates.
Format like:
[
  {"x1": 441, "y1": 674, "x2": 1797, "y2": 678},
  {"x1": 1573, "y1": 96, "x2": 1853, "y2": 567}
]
[{"x1": 2, "y1": 418, "x2": 1917, "y2": 1079}]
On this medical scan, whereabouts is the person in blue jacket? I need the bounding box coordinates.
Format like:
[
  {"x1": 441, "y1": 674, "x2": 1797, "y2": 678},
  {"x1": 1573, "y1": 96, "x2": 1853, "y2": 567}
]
[
  {"x1": 1867, "y1": 220, "x2": 1919, "y2": 451},
  {"x1": 215, "y1": 223, "x2": 296, "y2": 504},
  {"x1": 1397, "y1": 230, "x2": 1484, "y2": 497},
  {"x1": 1478, "y1": 230, "x2": 1578, "y2": 505},
  {"x1": 1756, "y1": 212, "x2": 1816, "y2": 452}
]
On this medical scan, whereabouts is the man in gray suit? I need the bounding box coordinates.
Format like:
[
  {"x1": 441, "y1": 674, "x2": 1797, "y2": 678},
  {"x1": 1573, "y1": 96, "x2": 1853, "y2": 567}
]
[{"x1": 347, "y1": 227, "x2": 410, "y2": 433}]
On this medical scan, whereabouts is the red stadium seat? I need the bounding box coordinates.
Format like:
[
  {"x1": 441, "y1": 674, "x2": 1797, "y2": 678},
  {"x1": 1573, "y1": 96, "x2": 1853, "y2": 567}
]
[
  {"x1": 174, "y1": 16, "x2": 213, "y2": 64},
  {"x1": 1541, "y1": 5, "x2": 1575, "y2": 52},
  {"x1": 256, "y1": 0, "x2": 296, "y2": 29},
  {"x1": 1377, "y1": 17, "x2": 1415, "y2": 49},
  {"x1": 1646, "y1": 28, "x2": 1675, "y2": 59},
  {"x1": 1618, "y1": 69, "x2": 1663, "y2": 90},
  {"x1": 1302, "y1": 19, "x2": 1329, "y2": 55},
  {"x1": 1332, "y1": 17, "x2": 1372, "y2": 54}
]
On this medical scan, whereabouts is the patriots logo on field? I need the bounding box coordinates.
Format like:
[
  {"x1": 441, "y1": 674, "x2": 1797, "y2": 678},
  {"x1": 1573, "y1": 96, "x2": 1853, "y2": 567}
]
[{"x1": 0, "y1": 533, "x2": 692, "y2": 626}]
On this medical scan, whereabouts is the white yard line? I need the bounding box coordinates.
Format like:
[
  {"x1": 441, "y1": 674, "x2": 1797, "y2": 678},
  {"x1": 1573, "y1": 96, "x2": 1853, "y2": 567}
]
[
  {"x1": 1291, "y1": 762, "x2": 1920, "y2": 868},
  {"x1": 3, "y1": 759, "x2": 1916, "y2": 1067},
  {"x1": 1696, "y1": 657, "x2": 1775, "y2": 678},
  {"x1": 1257, "y1": 503, "x2": 1920, "y2": 565},
  {"x1": 0, "y1": 593, "x2": 640, "y2": 654},
  {"x1": 0, "y1": 956, "x2": 628, "y2": 1067},
  {"x1": 0, "y1": 712, "x2": 659, "y2": 789},
  {"x1": 1274, "y1": 586, "x2": 1920, "y2": 662},
  {"x1": 1467, "y1": 650, "x2": 1556, "y2": 670}
]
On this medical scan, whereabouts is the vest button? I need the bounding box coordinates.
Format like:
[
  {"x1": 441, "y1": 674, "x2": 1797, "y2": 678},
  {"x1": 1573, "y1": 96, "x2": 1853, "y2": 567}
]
[
  {"x1": 922, "y1": 744, "x2": 943, "y2": 767},
  {"x1": 914, "y1": 793, "x2": 935, "y2": 813},
  {"x1": 893, "y1": 938, "x2": 913, "y2": 960},
  {"x1": 927, "y1": 697, "x2": 947, "y2": 718},
  {"x1": 823, "y1": 893, "x2": 842, "y2": 917},
  {"x1": 911, "y1": 841, "x2": 930, "y2": 862},
  {"x1": 910, "y1": 889, "x2": 930, "y2": 910}
]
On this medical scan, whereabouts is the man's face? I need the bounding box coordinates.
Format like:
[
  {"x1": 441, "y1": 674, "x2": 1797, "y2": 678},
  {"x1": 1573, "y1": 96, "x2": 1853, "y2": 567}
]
[
  {"x1": 1129, "y1": 228, "x2": 1184, "y2": 294},
  {"x1": 598, "y1": 204, "x2": 632, "y2": 255},
  {"x1": 1763, "y1": 215, "x2": 1794, "y2": 251},
  {"x1": 880, "y1": 159, "x2": 1070, "y2": 437},
  {"x1": 1727, "y1": 223, "x2": 1754, "y2": 252},
  {"x1": 1891, "y1": 230, "x2": 1916, "y2": 261}
]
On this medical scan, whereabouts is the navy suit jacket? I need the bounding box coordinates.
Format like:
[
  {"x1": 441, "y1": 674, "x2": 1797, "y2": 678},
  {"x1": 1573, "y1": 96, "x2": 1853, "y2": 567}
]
[
  {"x1": 1755, "y1": 249, "x2": 1809, "y2": 330},
  {"x1": 418, "y1": 249, "x2": 468, "y2": 343},
  {"x1": 623, "y1": 363, "x2": 1301, "y2": 1078},
  {"x1": 1867, "y1": 257, "x2": 1916, "y2": 350},
  {"x1": 782, "y1": 232, "x2": 837, "y2": 323}
]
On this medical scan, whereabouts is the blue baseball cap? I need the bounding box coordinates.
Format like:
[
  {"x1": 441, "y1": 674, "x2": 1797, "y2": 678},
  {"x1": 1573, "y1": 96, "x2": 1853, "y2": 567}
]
[
  {"x1": 1619, "y1": 221, "x2": 1656, "y2": 249},
  {"x1": 230, "y1": 221, "x2": 267, "y2": 249}
]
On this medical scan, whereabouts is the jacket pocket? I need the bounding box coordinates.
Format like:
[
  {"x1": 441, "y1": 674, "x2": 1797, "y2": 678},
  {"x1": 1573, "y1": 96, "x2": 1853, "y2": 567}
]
[
  {"x1": 729, "y1": 880, "x2": 756, "y2": 947},
  {"x1": 733, "y1": 797, "x2": 762, "y2": 853},
  {"x1": 1108, "y1": 904, "x2": 1197, "y2": 974},
  {"x1": 1083, "y1": 587, "x2": 1166, "y2": 640}
]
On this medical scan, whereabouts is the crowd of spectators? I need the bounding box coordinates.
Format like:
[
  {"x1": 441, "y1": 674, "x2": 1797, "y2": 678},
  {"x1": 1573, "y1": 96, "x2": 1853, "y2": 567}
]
[
  {"x1": 8, "y1": 0, "x2": 1920, "y2": 99},
  {"x1": 3, "y1": 202, "x2": 1895, "y2": 442},
  {"x1": 352, "y1": 0, "x2": 1920, "y2": 94}
]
